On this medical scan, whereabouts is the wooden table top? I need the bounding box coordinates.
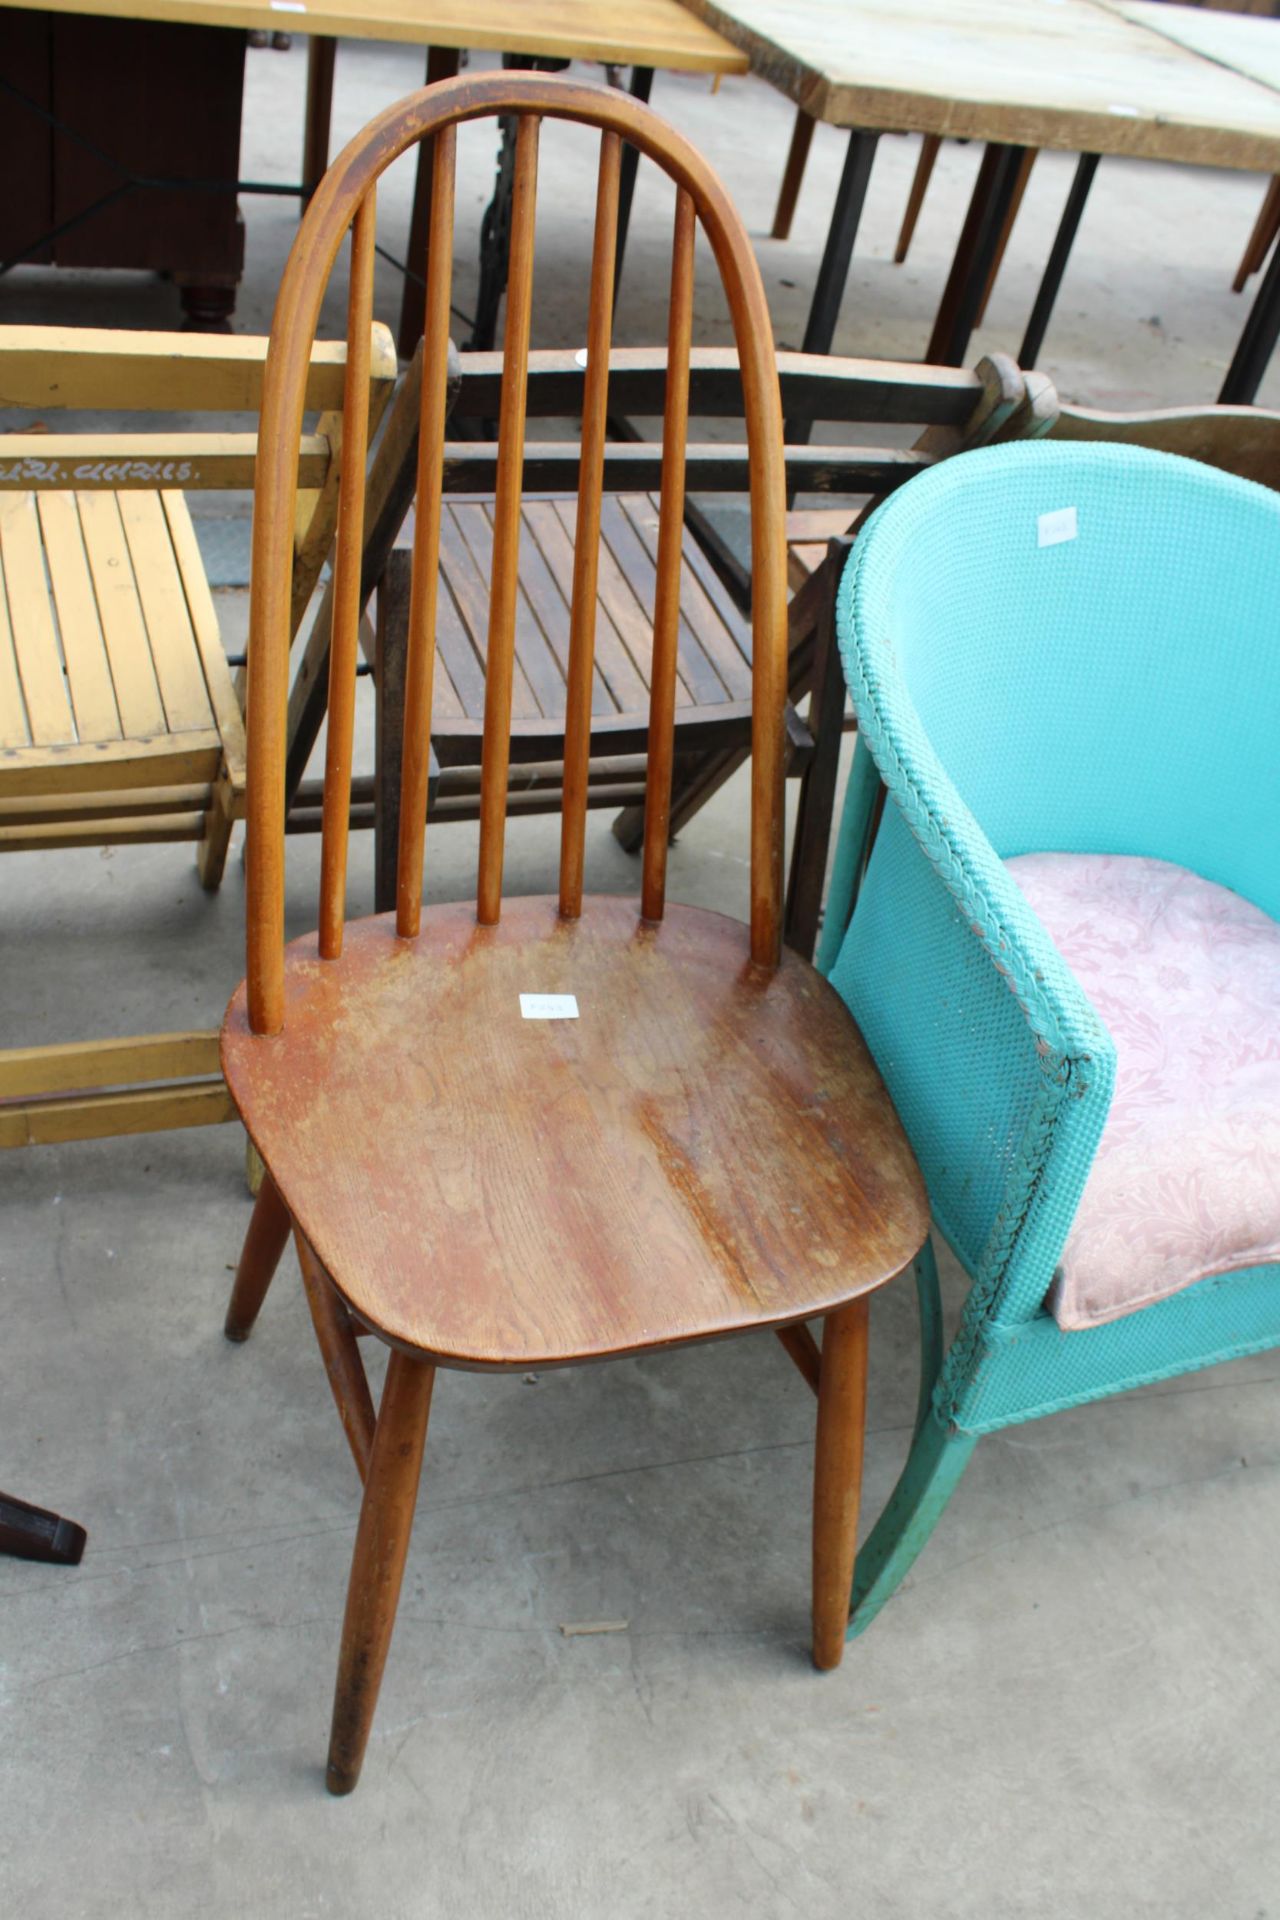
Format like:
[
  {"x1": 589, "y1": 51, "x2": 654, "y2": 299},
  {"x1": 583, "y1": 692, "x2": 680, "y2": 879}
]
[
  {"x1": 7, "y1": 0, "x2": 748, "y2": 70},
  {"x1": 1109, "y1": 0, "x2": 1280, "y2": 97},
  {"x1": 680, "y1": 0, "x2": 1280, "y2": 169}
]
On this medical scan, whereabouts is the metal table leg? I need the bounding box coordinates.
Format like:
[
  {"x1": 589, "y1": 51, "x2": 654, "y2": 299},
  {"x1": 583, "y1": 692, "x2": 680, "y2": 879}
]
[
  {"x1": 302, "y1": 38, "x2": 337, "y2": 209},
  {"x1": 396, "y1": 45, "x2": 463, "y2": 360},
  {"x1": 1019, "y1": 151, "x2": 1099, "y2": 369},
  {"x1": 786, "y1": 128, "x2": 880, "y2": 443},
  {"x1": 1221, "y1": 226, "x2": 1280, "y2": 404},
  {"x1": 613, "y1": 66, "x2": 654, "y2": 311},
  {"x1": 926, "y1": 141, "x2": 1028, "y2": 365}
]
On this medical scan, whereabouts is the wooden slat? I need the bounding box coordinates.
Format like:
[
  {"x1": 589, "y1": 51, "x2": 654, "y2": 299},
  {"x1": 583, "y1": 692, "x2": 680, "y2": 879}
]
[
  {"x1": 0, "y1": 434, "x2": 331, "y2": 492},
  {"x1": 442, "y1": 441, "x2": 934, "y2": 496},
  {"x1": 477, "y1": 111, "x2": 539, "y2": 928},
  {"x1": 464, "y1": 502, "x2": 566, "y2": 716},
  {"x1": 521, "y1": 500, "x2": 639, "y2": 711},
  {"x1": 118, "y1": 492, "x2": 214, "y2": 734},
  {"x1": 0, "y1": 493, "x2": 75, "y2": 744},
  {"x1": 551, "y1": 496, "x2": 680, "y2": 701},
  {"x1": 620, "y1": 492, "x2": 753, "y2": 694},
  {"x1": 160, "y1": 492, "x2": 246, "y2": 783},
  {"x1": 642, "y1": 189, "x2": 696, "y2": 923},
  {"x1": 559, "y1": 128, "x2": 621, "y2": 919},
  {"x1": 76, "y1": 491, "x2": 168, "y2": 737},
  {"x1": 599, "y1": 495, "x2": 729, "y2": 703},
  {"x1": 397, "y1": 126, "x2": 457, "y2": 938},
  {"x1": 0, "y1": 782, "x2": 209, "y2": 822},
  {"x1": 0, "y1": 730, "x2": 220, "y2": 796},
  {"x1": 0, "y1": 325, "x2": 396, "y2": 414},
  {"x1": 319, "y1": 189, "x2": 378, "y2": 961},
  {"x1": 0, "y1": 544, "x2": 31, "y2": 748},
  {"x1": 0, "y1": 1030, "x2": 221, "y2": 1099},
  {"x1": 437, "y1": 510, "x2": 539, "y2": 718},
  {"x1": 0, "y1": 812, "x2": 206, "y2": 849},
  {"x1": 36, "y1": 492, "x2": 122, "y2": 743},
  {"x1": 0, "y1": 1079, "x2": 234, "y2": 1149},
  {"x1": 454, "y1": 346, "x2": 983, "y2": 424}
]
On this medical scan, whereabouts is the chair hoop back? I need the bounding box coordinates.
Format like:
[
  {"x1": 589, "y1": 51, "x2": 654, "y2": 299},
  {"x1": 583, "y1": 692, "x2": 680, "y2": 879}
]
[{"x1": 245, "y1": 73, "x2": 787, "y2": 1035}]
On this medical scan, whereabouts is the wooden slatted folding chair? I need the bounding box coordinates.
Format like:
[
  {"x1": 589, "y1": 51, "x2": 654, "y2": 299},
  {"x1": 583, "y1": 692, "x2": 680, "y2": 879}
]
[
  {"x1": 0, "y1": 325, "x2": 395, "y2": 1147},
  {"x1": 218, "y1": 71, "x2": 929, "y2": 1795}
]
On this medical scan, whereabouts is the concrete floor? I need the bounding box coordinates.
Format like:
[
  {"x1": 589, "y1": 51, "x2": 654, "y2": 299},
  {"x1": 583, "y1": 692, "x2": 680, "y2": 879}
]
[{"x1": 4, "y1": 39, "x2": 1280, "y2": 1920}]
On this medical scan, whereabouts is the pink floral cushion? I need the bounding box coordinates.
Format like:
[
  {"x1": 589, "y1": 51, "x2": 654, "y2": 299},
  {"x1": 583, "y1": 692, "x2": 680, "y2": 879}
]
[{"x1": 1006, "y1": 853, "x2": 1280, "y2": 1331}]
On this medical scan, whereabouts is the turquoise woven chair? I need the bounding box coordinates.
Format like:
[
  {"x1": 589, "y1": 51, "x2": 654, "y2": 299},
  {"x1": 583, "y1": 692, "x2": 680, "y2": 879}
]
[{"x1": 817, "y1": 441, "x2": 1280, "y2": 1638}]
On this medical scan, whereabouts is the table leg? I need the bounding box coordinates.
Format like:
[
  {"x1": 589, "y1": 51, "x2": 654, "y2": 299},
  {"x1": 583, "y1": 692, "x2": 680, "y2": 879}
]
[
  {"x1": 302, "y1": 38, "x2": 337, "y2": 209},
  {"x1": 925, "y1": 141, "x2": 1028, "y2": 366},
  {"x1": 1018, "y1": 151, "x2": 1099, "y2": 369},
  {"x1": 786, "y1": 128, "x2": 879, "y2": 443},
  {"x1": 1, "y1": 1491, "x2": 86, "y2": 1565},
  {"x1": 1221, "y1": 226, "x2": 1280, "y2": 404},
  {"x1": 397, "y1": 45, "x2": 462, "y2": 359},
  {"x1": 771, "y1": 106, "x2": 816, "y2": 242},
  {"x1": 612, "y1": 65, "x2": 654, "y2": 312}
]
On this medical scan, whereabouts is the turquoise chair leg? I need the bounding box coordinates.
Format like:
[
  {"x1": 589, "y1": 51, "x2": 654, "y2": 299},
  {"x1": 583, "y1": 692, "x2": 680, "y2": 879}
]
[{"x1": 847, "y1": 1239, "x2": 976, "y2": 1638}]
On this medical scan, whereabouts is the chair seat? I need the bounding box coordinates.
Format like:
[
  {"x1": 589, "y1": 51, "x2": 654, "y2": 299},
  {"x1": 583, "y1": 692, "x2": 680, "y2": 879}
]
[
  {"x1": 1009, "y1": 853, "x2": 1280, "y2": 1331},
  {"x1": 221, "y1": 896, "x2": 929, "y2": 1369},
  {"x1": 0, "y1": 487, "x2": 245, "y2": 848}
]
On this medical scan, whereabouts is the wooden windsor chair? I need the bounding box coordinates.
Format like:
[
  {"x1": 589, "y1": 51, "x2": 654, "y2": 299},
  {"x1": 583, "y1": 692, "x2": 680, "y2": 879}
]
[{"x1": 218, "y1": 72, "x2": 928, "y2": 1796}]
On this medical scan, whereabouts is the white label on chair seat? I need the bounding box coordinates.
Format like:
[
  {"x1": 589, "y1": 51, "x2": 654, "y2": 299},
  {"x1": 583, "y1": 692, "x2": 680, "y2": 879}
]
[
  {"x1": 1038, "y1": 505, "x2": 1078, "y2": 548},
  {"x1": 520, "y1": 994, "x2": 579, "y2": 1020}
]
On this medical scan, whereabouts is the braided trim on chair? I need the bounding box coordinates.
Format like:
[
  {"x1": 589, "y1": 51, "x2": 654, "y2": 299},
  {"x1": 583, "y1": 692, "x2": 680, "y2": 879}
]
[{"x1": 834, "y1": 525, "x2": 1115, "y2": 1411}]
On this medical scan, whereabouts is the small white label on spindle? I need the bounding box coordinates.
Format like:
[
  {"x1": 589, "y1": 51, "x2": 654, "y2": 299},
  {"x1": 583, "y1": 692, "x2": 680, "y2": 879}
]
[
  {"x1": 271, "y1": 3, "x2": 306, "y2": 12},
  {"x1": 1037, "y1": 505, "x2": 1078, "y2": 548},
  {"x1": 575, "y1": 348, "x2": 589, "y2": 368},
  {"x1": 520, "y1": 994, "x2": 579, "y2": 1020}
]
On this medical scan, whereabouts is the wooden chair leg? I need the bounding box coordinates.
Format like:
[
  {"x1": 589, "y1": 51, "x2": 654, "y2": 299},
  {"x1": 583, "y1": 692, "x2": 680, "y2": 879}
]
[
  {"x1": 771, "y1": 107, "x2": 816, "y2": 242},
  {"x1": 224, "y1": 1170, "x2": 292, "y2": 1342},
  {"x1": 326, "y1": 1350, "x2": 436, "y2": 1795},
  {"x1": 812, "y1": 1294, "x2": 870, "y2": 1670},
  {"x1": 295, "y1": 1230, "x2": 377, "y2": 1482},
  {"x1": 196, "y1": 779, "x2": 236, "y2": 890},
  {"x1": 784, "y1": 539, "x2": 852, "y2": 962},
  {"x1": 894, "y1": 132, "x2": 941, "y2": 264},
  {"x1": 1233, "y1": 173, "x2": 1280, "y2": 293}
]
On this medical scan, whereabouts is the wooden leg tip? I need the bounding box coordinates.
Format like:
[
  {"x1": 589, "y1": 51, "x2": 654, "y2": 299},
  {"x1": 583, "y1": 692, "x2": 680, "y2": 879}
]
[
  {"x1": 223, "y1": 1318, "x2": 253, "y2": 1344},
  {"x1": 812, "y1": 1632, "x2": 848, "y2": 1672},
  {"x1": 326, "y1": 1759, "x2": 360, "y2": 1796}
]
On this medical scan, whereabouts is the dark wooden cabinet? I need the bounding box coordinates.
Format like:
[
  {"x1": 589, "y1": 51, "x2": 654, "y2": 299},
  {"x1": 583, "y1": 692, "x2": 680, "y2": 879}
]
[{"x1": 0, "y1": 11, "x2": 246, "y2": 324}]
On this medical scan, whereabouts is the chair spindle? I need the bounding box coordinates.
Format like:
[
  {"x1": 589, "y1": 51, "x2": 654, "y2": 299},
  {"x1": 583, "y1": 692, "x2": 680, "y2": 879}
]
[
  {"x1": 318, "y1": 189, "x2": 377, "y2": 959},
  {"x1": 640, "y1": 187, "x2": 695, "y2": 924},
  {"x1": 477, "y1": 114, "x2": 540, "y2": 925},
  {"x1": 396, "y1": 126, "x2": 457, "y2": 939},
  {"x1": 558, "y1": 129, "x2": 622, "y2": 920}
]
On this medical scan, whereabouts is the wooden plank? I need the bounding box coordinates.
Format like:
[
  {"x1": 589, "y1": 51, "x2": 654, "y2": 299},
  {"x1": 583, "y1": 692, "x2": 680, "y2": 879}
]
[
  {"x1": 679, "y1": 0, "x2": 1280, "y2": 168},
  {"x1": 456, "y1": 346, "x2": 983, "y2": 424},
  {"x1": 442, "y1": 441, "x2": 935, "y2": 496},
  {"x1": 0, "y1": 545, "x2": 31, "y2": 748},
  {"x1": 37, "y1": 491, "x2": 121, "y2": 742},
  {"x1": 0, "y1": 1029, "x2": 221, "y2": 1098},
  {"x1": 1108, "y1": 2, "x2": 1280, "y2": 97},
  {"x1": 0, "y1": 434, "x2": 330, "y2": 491},
  {"x1": 461, "y1": 500, "x2": 568, "y2": 718},
  {"x1": 552, "y1": 495, "x2": 684, "y2": 701},
  {"x1": 0, "y1": 730, "x2": 220, "y2": 796},
  {"x1": 160, "y1": 490, "x2": 246, "y2": 784},
  {"x1": 8, "y1": 0, "x2": 749, "y2": 70},
  {"x1": 0, "y1": 325, "x2": 396, "y2": 414},
  {"x1": 0, "y1": 782, "x2": 208, "y2": 821},
  {"x1": 0, "y1": 812, "x2": 206, "y2": 849},
  {"x1": 521, "y1": 499, "x2": 638, "y2": 711},
  {"x1": 0, "y1": 494, "x2": 75, "y2": 744},
  {"x1": 118, "y1": 491, "x2": 215, "y2": 734},
  {"x1": 77, "y1": 491, "x2": 168, "y2": 737},
  {"x1": 0, "y1": 1079, "x2": 234, "y2": 1149},
  {"x1": 437, "y1": 508, "x2": 540, "y2": 720},
  {"x1": 602, "y1": 494, "x2": 740, "y2": 702}
]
